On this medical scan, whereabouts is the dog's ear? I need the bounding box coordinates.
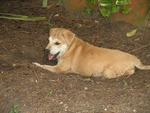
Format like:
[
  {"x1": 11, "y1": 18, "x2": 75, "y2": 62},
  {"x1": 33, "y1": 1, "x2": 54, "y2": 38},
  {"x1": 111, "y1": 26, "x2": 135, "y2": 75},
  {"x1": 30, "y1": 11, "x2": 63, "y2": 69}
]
[{"x1": 62, "y1": 30, "x2": 75, "y2": 45}]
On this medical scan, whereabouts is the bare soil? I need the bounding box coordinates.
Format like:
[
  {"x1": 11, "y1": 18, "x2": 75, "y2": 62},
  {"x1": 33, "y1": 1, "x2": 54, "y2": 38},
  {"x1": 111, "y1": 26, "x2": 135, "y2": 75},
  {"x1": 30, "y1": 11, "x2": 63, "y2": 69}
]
[{"x1": 0, "y1": 0, "x2": 150, "y2": 113}]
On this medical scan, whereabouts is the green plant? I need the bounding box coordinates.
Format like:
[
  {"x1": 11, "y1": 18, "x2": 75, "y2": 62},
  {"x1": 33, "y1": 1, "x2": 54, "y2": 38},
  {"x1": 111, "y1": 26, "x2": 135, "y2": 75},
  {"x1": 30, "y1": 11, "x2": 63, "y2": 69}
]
[
  {"x1": 42, "y1": 0, "x2": 48, "y2": 7},
  {"x1": 0, "y1": 13, "x2": 46, "y2": 21},
  {"x1": 9, "y1": 105, "x2": 19, "y2": 113},
  {"x1": 57, "y1": 0, "x2": 64, "y2": 5},
  {"x1": 86, "y1": 0, "x2": 131, "y2": 17},
  {"x1": 48, "y1": 90, "x2": 53, "y2": 96},
  {"x1": 84, "y1": 8, "x2": 93, "y2": 15}
]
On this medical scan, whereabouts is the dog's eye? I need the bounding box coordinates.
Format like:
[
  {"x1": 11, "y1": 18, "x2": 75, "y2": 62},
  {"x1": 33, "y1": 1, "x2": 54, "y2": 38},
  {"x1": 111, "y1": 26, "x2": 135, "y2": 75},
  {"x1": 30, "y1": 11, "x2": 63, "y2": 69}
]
[{"x1": 55, "y1": 42, "x2": 61, "y2": 45}]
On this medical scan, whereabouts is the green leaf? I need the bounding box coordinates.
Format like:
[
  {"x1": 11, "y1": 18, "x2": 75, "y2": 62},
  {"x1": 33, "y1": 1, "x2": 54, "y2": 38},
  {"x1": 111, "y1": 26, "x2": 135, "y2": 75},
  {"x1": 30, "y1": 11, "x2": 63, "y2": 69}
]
[
  {"x1": 86, "y1": 0, "x2": 97, "y2": 5},
  {"x1": 112, "y1": 5, "x2": 120, "y2": 13},
  {"x1": 0, "y1": 13, "x2": 47, "y2": 21},
  {"x1": 48, "y1": 90, "x2": 53, "y2": 96},
  {"x1": 122, "y1": 5, "x2": 131, "y2": 14},
  {"x1": 57, "y1": 0, "x2": 63, "y2": 5},
  {"x1": 116, "y1": 0, "x2": 131, "y2": 5},
  {"x1": 9, "y1": 105, "x2": 19, "y2": 113},
  {"x1": 100, "y1": 7, "x2": 111, "y2": 17},
  {"x1": 85, "y1": 0, "x2": 131, "y2": 17},
  {"x1": 99, "y1": 0, "x2": 113, "y2": 6},
  {"x1": 42, "y1": 0, "x2": 48, "y2": 7},
  {"x1": 84, "y1": 8, "x2": 93, "y2": 15}
]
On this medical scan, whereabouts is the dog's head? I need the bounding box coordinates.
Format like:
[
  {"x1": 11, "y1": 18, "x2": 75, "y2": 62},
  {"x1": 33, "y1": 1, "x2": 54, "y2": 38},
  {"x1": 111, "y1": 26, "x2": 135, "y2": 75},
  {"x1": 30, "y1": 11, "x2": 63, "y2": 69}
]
[{"x1": 45, "y1": 28, "x2": 75, "y2": 61}]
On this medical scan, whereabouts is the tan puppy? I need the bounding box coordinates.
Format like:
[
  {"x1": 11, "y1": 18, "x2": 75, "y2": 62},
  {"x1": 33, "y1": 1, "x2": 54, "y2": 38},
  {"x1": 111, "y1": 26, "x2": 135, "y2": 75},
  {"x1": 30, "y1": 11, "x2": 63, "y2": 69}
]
[{"x1": 33, "y1": 28, "x2": 150, "y2": 78}]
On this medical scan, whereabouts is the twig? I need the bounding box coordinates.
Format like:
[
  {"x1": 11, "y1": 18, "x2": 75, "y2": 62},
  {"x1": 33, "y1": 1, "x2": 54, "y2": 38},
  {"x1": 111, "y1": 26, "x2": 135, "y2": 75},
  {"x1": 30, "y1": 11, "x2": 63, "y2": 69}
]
[
  {"x1": 92, "y1": 25, "x2": 99, "y2": 45},
  {"x1": 130, "y1": 10, "x2": 150, "y2": 53},
  {"x1": 130, "y1": 44, "x2": 150, "y2": 53},
  {"x1": 0, "y1": 13, "x2": 47, "y2": 21},
  {"x1": 33, "y1": 66, "x2": 39, "y2": 83}
]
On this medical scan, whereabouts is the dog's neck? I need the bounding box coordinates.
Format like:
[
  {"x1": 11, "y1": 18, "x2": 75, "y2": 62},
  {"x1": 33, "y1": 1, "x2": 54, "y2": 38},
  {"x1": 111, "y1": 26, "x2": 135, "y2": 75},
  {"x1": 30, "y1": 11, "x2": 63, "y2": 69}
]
[
  {"x1": 66, "y1": 37, "x2": 86, "y2": 56},
  {"x1": 56, "y1": 37, "x2": 76, "y2": 62},
  {"x1": 60, "y1": 37, "x2": 78, "y2": 59},
  {"x1": 67, "y1": 37, "x2": 76, "y2": 51}
]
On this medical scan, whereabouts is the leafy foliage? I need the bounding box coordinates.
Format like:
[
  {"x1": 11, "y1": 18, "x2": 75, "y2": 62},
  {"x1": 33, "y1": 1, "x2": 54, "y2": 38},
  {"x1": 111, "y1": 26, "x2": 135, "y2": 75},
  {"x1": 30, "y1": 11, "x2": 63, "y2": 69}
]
[
  {"x1": 9, "y1": 105, "x2": 19, "y2": 113},
  {"x1": 42, "y1": 0, "x2": 48, "y2": 7},
  {"x1": 86, "y1": 0, "x2": 131, "y2": 17}
]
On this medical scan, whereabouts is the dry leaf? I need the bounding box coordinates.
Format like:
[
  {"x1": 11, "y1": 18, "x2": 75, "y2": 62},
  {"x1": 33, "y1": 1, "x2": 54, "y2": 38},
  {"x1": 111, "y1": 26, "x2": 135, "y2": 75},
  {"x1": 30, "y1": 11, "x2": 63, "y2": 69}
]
[{"x1": 126, "y1": 29, "x2": 137, "y2": 37}]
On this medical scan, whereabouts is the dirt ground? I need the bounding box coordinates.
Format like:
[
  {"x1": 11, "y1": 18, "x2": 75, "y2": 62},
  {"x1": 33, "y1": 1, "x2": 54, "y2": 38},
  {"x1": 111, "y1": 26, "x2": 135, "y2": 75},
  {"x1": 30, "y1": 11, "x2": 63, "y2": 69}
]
[{"x1": 0, "y1": 0, "x2": 150, "y2": 113}]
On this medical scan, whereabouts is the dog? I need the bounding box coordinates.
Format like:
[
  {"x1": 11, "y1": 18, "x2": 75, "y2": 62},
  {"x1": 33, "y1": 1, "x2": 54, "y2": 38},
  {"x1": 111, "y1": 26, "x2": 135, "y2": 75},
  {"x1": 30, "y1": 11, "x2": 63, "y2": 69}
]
[{"x1": 33, "y1": 28, "x2": 150, "y2": 79}]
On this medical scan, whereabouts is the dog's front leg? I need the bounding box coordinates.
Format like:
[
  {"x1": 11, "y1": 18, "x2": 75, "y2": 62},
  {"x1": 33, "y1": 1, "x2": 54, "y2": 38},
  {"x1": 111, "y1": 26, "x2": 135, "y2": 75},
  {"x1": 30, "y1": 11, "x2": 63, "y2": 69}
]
[{"x1": 33, "y1": 62, "x2": 63, "y2": 73}]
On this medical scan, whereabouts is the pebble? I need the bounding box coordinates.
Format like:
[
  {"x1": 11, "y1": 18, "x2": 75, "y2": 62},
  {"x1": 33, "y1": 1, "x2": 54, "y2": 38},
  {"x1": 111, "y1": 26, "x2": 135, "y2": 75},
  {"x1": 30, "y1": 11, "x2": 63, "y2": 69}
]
[
  {"x1": 64, "y1": 104, "x2": 68, "y2": 111},
  {"x1": 59, "y1": 101, "x2": 63, "y2": 105},
  {"x1": 94, "y1": 20, "x2": 99, "y2": 24},
  {"x1": 84, "y1": 87, "x2": 88, "y2": 90},
  {"x1": 35, "y1": 80, "x2": 38, "y2": 83},
  {"x1": 12, "y1": 64, "x2": 16, "y2": 67},
  {"x1": 133, "y1": 109, "x2": 137, "y2": 112},
  {"x1": 54, "y1": 14, "x2": 59, "y2": 17},
  {"x1": 104, "y1": 108, "x2": 107, "y2": 111}
]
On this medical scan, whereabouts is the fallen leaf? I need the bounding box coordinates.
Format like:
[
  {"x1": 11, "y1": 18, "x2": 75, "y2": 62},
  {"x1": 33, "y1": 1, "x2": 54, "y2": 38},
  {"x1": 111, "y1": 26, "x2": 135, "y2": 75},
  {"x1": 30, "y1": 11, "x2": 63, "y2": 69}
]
[{"x1": 126, "y1": 29, "x2": 137, "y2": 37}]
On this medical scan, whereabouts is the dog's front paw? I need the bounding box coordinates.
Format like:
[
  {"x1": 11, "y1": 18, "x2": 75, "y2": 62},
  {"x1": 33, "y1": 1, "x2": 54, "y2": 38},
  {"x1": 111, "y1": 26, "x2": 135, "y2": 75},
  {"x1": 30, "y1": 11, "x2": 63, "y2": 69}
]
[
  {"x1": 32, "y1": 62, "x2": 56, "y2": 72},
  {"x1": 32, "y1": 62, "x2": 42, "y2": 67}
]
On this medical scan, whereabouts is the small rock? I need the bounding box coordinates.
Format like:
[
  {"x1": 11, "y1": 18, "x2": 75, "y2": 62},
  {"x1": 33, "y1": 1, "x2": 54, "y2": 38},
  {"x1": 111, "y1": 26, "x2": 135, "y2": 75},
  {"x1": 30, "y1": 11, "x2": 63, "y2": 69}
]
[
  {"x1": 94, "y1": 20, "x2": 99, "y2": 24},
  {"x1": 76, "y1": 23, "x2": 82, "y2": 28},
  {"x1": 133, "y1": 109, "x2": 137, "y2": 112},
  {"x1": 104, "y1": 108, "x2": 107, "y2": 111},
  {"x1": 64, "y1": 104, "x2": 68, "y2": 111},
  {"x1": 84, "y1": 87, "x2": 88, "y2": 90},
  {"x1": 35, "y1": 80, "x2": 38, "y2": 83},
  {"x1": 12, "y1": 64, "x2": 16, "y2": 67},
  {"x1": 54, "y1": 14, "x2": 59, "y2": 17},
  {"x1": 59, "y1": 101, "x2": 63, "y2": 104}
]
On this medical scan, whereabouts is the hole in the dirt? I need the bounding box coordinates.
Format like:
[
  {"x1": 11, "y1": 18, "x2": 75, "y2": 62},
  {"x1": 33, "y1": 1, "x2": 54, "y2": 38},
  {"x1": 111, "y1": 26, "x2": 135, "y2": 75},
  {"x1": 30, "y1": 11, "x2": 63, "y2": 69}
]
[{"x1": 0, "y1": 60, "x2": 21, "y2": 71}]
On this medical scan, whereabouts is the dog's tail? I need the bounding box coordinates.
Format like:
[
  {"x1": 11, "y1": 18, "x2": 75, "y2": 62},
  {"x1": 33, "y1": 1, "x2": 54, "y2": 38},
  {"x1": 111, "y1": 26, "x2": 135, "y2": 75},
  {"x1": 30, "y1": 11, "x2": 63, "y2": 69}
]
[{"x1": 135, "y1": 60, "x2": 150, "y2": 70}]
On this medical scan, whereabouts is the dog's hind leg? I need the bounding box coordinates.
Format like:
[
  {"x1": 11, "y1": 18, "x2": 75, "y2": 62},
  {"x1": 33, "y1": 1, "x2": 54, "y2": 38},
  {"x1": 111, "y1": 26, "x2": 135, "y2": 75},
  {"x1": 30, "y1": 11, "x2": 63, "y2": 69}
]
[
  {"x1": 103, "y1": 69, "x2": 120, "y2": 79},
  {"x1": 125, "y1": 68, "x2": 135, "y2": 75}
]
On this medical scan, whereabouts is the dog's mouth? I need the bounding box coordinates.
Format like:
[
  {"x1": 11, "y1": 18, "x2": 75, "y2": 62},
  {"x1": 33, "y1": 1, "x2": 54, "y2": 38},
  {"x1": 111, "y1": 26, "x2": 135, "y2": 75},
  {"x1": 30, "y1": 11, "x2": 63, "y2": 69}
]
[{"x1": 48, "y1": 52, "x2": 60, "y2": 61}]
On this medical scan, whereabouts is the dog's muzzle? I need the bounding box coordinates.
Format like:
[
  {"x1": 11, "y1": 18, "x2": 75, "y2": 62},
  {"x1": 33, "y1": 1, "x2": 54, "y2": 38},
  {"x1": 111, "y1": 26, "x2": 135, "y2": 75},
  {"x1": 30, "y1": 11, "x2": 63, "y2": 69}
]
[
  {"x1": 44, "y1": 49, "x2": 59, "y2": 60},
  {"x1": 43, "y1": 49, "x2": 59, "y2": 66},
  {"x1": 48, "y1": 52, "x2": 60, "y2": 61}
]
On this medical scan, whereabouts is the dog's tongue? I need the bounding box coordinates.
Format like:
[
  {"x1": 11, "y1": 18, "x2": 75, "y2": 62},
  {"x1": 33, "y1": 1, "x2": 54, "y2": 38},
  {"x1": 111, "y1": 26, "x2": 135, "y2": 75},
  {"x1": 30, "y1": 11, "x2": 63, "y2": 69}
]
[{"x1": 48, "y1": 54, "x2": 55, "y2": 60}]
